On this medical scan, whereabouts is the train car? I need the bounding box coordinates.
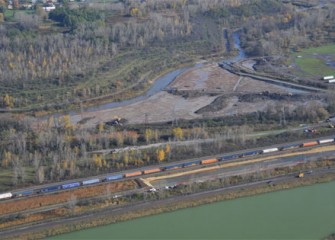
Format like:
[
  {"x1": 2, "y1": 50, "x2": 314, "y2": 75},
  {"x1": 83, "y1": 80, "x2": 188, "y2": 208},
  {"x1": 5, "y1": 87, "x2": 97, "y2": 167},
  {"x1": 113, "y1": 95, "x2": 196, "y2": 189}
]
[
  {"x1": 40, "y1": 185, "x2": 62, "y2": 193},
  {"x1": 0, "y1": 192, "x2": 12, "y2": 200},
  {"x1": 279, "y1": 143, "x2": 301, "y2": 151},
  {"x1": 262, "y1": 148, "x2": 278, "y2": 154},
  {"x1": 221, "y1": 154, "x2": 239, "y2": 161},
  {"x1": 201, "y1": 159, "x2": 218, "y2": 165},
  {"x1": 124, "y1": 171, "x2": 142, "y2": 178},
  {"x1": 240, "y1": 150, "x2": 261, "y2": 157},
  {"x1": 13, "y1": 190, "x2": 34, "y2": 198},
  {"x1": 163, "y1": 163, "x2": 184, "y2": 171},
  {"x1": 301, "y1": 141, "x2": 318, "y2": 148},
  {"x1": 62, "y1": 182, "x2": 81, "y2": 190},
  {"x1": 183, "y1": 160, "x2": 201, "y2": 168},
  {"x1": 318, "y1": 139, "x2": 334, "y2": 144},
  {"x1": 143, "y1": 168, "x2": 161, "y2": 175},
  {"x1": 82, "y1": 178, "x2": 100, "y2": 186},
  {"x1": 104, "y1": 174, "x2": 123, "y2": 182},
  {"x1": 323, "y1": 75, "x2": 334, "y2": 80}
]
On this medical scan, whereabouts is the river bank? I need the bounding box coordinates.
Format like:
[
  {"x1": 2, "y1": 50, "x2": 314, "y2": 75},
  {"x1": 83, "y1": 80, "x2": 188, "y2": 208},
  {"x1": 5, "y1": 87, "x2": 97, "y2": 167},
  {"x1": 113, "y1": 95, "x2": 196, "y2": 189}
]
[
  {"x1": 50, "y1": 177, "x2": 335, "y2": 240},
  {"x1": 6, "y1": 169, "x2": 335, "y2": 240}
]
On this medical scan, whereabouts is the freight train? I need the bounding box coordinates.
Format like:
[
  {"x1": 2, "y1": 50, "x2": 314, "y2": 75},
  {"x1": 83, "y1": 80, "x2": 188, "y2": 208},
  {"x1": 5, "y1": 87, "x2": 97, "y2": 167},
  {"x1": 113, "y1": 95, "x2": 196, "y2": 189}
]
[{"x1": 0, "y1": 137, "x2": 334, "y2": 201}]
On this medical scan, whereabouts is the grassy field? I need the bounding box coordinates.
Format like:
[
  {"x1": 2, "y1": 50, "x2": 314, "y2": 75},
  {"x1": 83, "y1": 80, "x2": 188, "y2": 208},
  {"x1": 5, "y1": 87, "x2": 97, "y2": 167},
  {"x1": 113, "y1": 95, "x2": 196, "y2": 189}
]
[
  {"x1": 291, "y1": 44, "x2": 335, "y2": 78},
  {"x1": 4, "y1": 9, "x2": 35, "y2": 22},
  {"x1": 302, "y1": 44, "x2": 335, "y2": 54}
]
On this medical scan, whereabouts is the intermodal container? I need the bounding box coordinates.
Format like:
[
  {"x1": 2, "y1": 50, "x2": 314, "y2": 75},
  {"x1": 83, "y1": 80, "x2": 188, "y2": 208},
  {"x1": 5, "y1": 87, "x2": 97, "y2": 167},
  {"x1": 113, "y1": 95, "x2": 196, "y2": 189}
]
[
  {"x1": 262, "y1": 148, "x2": 278, "y2": 154},
  {"x1": 143, "y1": 168, "x2": 161, "y2": 175},
  {"x1": 201, "y1": 159, "x2": 218, "y2": 165},
  {"x1": 183, "y1": 160, "x2": 201, "y2": 167},
  {"x1": 279, "y1": 143, "x2": 300, "y2": 151},
  {"x1": 105, "y1": 174, "x2": 123, "y2": 181},
  {"x1": 40, "y1": 185, "x2": 62, "y2": 193},
  {"x1": 241, "y1": 150, "x2": 261, "y2": 157},
  {"x1": 124, "y1": 171, "x2": 142, "y2": 178},
  {"x1": 164, "y1": 163, "x2": 184, "y2": 170},
  {"x1": 14, "y1": 190, "x2": 34, "y2": 197},
  {"x1": 0, "y1": 192, "x2": 12, "y2": 200},
  {"x1": 62, "y1": 182, "x2": 81, "y2": 190},
  {"x1": 82, "y1": 178, "x2": 100, "y2": 186},
  {"x1": 323, "y1": 75, "x2": 334, "y2": 80},
  {"x1": 302, "y1": 141, "x2": 318, "y2": 147},
  {"x1": 318, "y1": 139, "x2": 334, "y2": 144},
  {"x1": 221, "y1": 154, "x2": 239, "y2": 161}
]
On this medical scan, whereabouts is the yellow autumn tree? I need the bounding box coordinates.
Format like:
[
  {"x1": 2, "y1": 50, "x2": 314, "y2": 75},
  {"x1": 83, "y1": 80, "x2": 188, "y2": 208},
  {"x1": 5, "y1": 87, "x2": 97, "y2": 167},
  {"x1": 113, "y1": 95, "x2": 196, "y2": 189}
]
[
  {"x1": 172, "y1": 127, "x2": 183, "y2": 141},
  {"x1": 165, "y1": 144, "x2": 171, "y2": 154},
  {"x1": 145, "y1": 129, "x2": 152, "y2": 144},
  {"x1": 3, "y1": 94, "x2": 14, "y2": 108},
  {"x1": 93, "y1": 154, "x2": 102, "y2": 168},
  {"x1": 63, "y1": 115, "x2": 71, "y2": 129},
  {"x1": 62, "y1": 160, "x2": 68, "y2": 169},
  {"x1": 98, "y1": 122, "x2": 104, "y2": 133},
  {"x1": 130, "y1": 7, "x2": 139, "y2": 17},
  {"x1": 1, "y1": 151, "x2": 12, "y2": 168},
  {"x1": 123, "y1": 152, "x2": 129, "y2": 166},
  {"x1": 157, "y1": 149, "x2": 165, "y2": 162}
]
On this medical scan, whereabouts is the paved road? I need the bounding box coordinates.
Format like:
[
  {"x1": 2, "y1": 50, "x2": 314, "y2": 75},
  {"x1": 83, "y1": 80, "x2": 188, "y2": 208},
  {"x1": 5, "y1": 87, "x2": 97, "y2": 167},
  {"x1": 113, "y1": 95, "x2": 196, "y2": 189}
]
[{"x1": 89, "y1": 123, "x2": 328, "y2": 155}]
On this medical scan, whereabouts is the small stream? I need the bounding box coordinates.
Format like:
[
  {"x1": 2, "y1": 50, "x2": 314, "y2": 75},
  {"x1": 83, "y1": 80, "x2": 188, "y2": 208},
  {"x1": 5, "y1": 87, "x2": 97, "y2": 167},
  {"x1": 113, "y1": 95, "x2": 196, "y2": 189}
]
[
  {"x1": 223, "y1": 31, "x2": 247, "y2": 64},
  {"x1": 81, "y1": 32, "x2": 247, "y2": 114},
  {"x1": 67, "y1": 31, "x2": 302, "y2": 116}
]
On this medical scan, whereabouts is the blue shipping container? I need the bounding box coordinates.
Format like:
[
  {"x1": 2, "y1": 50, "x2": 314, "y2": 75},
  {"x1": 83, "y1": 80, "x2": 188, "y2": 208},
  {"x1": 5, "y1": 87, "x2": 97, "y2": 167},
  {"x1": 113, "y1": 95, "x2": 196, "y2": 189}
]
[
  {"x1": 82, "y1": 178, "x2": 100, "y2": 186},
  {"x1": 183, "y1": 160, "x2": 201, "y2": 167},
  {"x1": 62, "y1": 182, "x2": 81, "y2": 189},
  {"x1": 280, "y1": 143, "x2": 300, "y2": 151},
  {"x1": 40, "y1": 185, "x2": 61, "y2": 193},
  {"x1": 164, "y1": 163, "x2": 184, "y2": 170},
  {"x1": 241, "y1": 150, "x2": 261, "y2": 156},
  {"x1": 105, "y1": 174, "x2": 123, "y2": 181},
  {"x1": 221, "y1": 154, "x2": 239, "y2": 161},
  {"x1": 14, "y1": 190, "x2": 34, "y2": 197}
]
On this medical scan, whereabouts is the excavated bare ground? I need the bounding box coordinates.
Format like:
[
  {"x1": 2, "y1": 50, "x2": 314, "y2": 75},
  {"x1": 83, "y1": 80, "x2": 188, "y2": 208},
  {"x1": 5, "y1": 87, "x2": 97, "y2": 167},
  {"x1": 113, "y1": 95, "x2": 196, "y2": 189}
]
[{"x1": 65, "y1": 63, "x2": 312, "y2": 127}]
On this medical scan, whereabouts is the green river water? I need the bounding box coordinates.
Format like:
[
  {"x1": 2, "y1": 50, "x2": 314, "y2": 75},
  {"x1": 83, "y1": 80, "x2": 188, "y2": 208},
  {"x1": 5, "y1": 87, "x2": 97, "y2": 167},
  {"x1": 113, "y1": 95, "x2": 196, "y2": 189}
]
[{"x1": 49, "y1": 181, "x2": 335, "y2": 240}]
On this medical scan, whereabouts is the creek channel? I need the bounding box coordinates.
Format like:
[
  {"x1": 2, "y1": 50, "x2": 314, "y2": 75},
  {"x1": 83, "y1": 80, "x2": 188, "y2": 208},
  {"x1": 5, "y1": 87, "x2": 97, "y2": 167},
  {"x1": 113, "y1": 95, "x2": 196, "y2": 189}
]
[
  {"x1": 62, "y1": 32, "x2": 305, "y2": 118},
  {"x1": 69, "y1": 32, "x2": 247, "y2": 115}
]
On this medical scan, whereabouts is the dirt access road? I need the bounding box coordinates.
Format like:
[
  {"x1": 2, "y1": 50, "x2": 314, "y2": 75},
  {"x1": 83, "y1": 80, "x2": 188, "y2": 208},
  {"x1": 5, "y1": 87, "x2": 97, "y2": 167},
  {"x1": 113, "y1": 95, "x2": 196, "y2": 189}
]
[{"x1": 68, "y1": 63, "x2": 311, "y2": 128}]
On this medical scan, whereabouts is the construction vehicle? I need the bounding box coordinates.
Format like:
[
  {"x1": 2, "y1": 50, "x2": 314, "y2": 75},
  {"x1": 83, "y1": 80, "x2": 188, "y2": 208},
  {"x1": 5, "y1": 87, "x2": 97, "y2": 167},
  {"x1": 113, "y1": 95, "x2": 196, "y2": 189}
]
[{"x1": 298, "y1": 172, "x2": 305, "y2": 178}]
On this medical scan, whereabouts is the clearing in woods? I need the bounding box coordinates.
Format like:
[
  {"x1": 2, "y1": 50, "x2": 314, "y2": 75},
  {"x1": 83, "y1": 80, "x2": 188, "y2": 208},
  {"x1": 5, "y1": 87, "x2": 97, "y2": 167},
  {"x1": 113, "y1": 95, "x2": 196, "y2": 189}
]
[{"x1": 68, "y1": 63, "x2": 306, "y2": 127}]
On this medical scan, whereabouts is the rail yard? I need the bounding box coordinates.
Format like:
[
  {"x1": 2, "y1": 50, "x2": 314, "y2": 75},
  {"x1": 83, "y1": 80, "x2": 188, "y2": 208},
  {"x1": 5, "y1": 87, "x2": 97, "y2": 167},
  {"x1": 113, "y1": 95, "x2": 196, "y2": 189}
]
[{"x1": 1, "y1": 135, "x2": 335, "y2": 239}]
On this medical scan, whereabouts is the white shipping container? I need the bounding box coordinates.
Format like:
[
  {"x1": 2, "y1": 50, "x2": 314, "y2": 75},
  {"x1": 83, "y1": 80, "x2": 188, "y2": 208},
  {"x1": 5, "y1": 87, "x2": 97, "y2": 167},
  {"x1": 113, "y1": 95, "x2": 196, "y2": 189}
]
[
  {"x1": 0, "y1": 192, "x2": 12, "y2": 200},
  {"x1": 82, "y1": 178, "x2": 100, "y2": 185},
  {"x1": 328, "y1": 79, "x2": 335, "y2": 83},
  {"x1": 318, "y1": 139, "x2": 334, "y2": 144},
  {"x1": 323, "y1": 76, "x2": 334, "y2": 80},
  {"x1": 262, "y1": 148, "x2": 278, "y2": 153}
]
